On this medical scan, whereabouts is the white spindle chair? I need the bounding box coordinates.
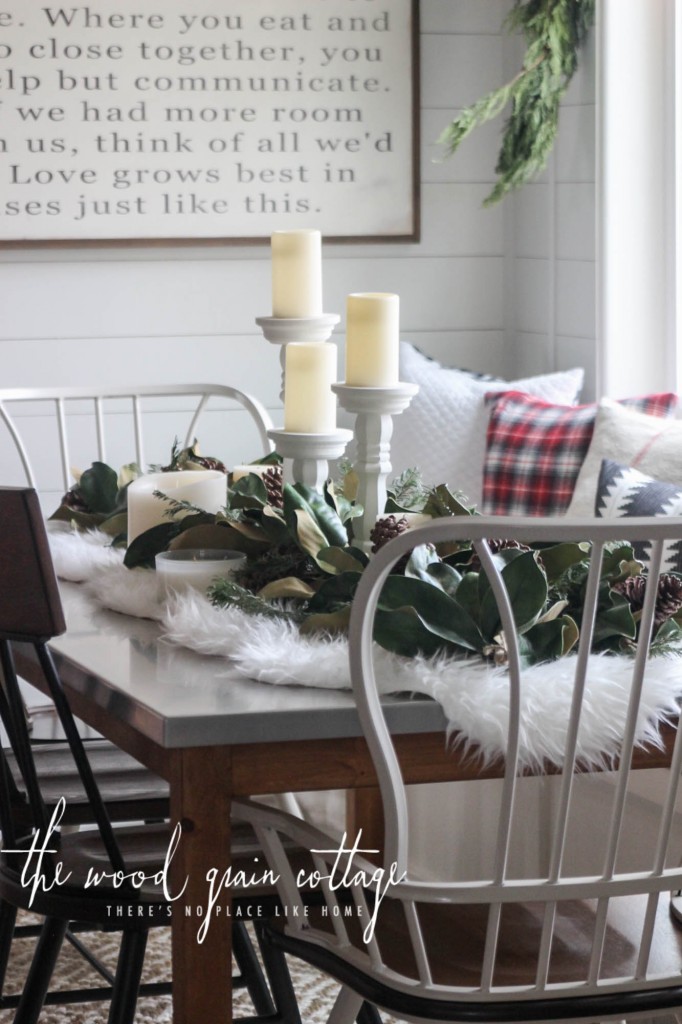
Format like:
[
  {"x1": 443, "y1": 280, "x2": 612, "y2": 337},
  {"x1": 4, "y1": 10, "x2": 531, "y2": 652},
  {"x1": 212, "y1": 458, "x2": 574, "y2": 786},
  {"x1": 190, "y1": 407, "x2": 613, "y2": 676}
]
[
  {"x1": 0, "y1": 383, "x2": 274, "y2": 508},
  {"x1": 237, "y1": 516, "x2": 682, "y2": 1024},
  {"x1": 0, "y1": 383, "x2": 274, "y2": 737}
]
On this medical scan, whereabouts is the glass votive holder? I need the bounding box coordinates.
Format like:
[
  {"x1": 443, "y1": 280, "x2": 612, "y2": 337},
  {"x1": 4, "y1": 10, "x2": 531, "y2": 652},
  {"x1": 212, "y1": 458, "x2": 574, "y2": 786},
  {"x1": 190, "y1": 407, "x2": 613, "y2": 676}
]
[{"x1": 155, "y1": 549, "x2": 247, "y2": 600}]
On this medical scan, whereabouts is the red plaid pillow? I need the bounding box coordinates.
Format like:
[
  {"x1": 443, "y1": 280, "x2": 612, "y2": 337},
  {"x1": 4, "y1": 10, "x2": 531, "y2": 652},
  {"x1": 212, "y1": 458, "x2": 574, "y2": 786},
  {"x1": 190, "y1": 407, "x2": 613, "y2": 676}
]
[{"x1": 482, "y1": 391, "x2": 678, "y2": 517}]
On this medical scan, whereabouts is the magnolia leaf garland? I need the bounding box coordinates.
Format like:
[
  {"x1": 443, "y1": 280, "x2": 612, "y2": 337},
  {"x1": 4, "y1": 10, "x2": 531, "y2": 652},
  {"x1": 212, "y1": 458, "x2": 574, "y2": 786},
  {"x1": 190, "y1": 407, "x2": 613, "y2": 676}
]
[
  {"x1": 51, "y1": 448, "x2": 682, "y2": 667},
  {"x1": 438, "y1": 0, "x2": 596, "y2": 205}
]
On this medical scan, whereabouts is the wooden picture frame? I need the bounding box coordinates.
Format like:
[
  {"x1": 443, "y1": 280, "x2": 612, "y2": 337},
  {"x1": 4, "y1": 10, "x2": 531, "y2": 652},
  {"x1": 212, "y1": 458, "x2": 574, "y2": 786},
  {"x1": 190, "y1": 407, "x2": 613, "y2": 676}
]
[{"x1": 0, "y1": 0, "x2": 419, "y2": 246}]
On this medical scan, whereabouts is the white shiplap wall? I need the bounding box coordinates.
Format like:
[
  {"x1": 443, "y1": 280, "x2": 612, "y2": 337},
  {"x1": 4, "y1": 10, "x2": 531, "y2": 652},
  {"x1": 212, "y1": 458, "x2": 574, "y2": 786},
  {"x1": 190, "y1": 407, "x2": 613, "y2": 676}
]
[
  {"x1": 0, "y1": 0, "x2": 597, "y2": 480},
  {"x1": 509, "y1": 27, "x2": 597, "y2": 398}
]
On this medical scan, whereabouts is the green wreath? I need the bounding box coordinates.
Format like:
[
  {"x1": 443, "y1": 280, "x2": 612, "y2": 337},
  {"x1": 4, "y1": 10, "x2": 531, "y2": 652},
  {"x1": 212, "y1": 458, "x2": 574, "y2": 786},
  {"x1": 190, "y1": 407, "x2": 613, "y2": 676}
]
[{"x1": 438, "y1": 0, "x2": 596, "y2": 206}]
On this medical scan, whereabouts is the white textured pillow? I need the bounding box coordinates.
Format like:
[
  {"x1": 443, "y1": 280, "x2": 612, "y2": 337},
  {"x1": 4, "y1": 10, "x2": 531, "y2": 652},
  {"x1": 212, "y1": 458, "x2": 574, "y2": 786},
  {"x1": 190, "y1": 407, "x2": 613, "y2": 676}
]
[
  {"x1": 567, "y1": 399, "x2": 682, "y2": 515},
  {"x1": 390, "y1": 343, "x2": 584, "y2": 504}
]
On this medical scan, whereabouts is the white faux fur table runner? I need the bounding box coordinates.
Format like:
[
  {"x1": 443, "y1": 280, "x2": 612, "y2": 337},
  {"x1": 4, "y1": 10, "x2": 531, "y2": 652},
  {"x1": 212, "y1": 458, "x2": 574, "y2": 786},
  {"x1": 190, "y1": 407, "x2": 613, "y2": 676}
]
[{"x1": 48, "y1": 526, "x2": 682, "y2": 770}]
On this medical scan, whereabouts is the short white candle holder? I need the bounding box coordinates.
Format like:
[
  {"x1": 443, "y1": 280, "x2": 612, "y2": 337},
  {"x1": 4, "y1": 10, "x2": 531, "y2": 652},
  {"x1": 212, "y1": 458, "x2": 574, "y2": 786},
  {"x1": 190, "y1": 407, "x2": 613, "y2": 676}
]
[
  {"x1": 256, "y1": 314, "x2": 340, "y2": 402},
  {"x1": 332, "y1": 382, "x2": 418, "y2": 553},
  {"x1": 267, "y1": 427, "x2": 352, "y2": 490}
]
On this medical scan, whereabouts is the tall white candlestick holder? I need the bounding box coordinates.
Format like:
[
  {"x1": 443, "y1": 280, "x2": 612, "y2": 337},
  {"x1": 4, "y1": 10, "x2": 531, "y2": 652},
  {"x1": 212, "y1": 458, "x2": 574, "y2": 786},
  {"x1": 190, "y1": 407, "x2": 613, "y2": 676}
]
[
  {"x1": 267, "y1": 428, "x2": 352, "y2": 490},
  {"x1": 256, "y1": 314, "x2": 340, "y2": 402},
  {"x1": 332, "y1": 383, "x2": 418, "y2": 553}
]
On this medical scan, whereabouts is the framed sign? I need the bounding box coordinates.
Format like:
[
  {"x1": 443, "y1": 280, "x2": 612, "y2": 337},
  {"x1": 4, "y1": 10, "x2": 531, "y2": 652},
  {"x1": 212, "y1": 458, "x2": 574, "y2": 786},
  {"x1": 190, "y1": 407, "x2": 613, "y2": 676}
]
[{"x1": 0, "y1": 0, "x2": 419, "y2": 245}]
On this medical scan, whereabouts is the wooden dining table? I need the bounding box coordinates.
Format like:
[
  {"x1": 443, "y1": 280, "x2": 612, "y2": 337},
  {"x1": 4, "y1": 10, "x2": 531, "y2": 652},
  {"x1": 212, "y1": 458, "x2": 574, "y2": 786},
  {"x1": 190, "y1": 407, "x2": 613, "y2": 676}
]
[{"x1": 13, "y1": 582, "x2": 678, "y2": 1023}]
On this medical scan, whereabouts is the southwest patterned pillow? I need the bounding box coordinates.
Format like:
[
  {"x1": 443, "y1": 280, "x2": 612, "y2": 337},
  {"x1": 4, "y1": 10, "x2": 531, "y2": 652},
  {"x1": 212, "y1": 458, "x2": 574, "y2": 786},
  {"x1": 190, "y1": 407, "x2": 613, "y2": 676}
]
[
  {"x1": 595, "y1": 459, "x2": 682, "y2": 574},
  {"x1": 481, "y1": 391, "x2": 678, "y2": 517}
]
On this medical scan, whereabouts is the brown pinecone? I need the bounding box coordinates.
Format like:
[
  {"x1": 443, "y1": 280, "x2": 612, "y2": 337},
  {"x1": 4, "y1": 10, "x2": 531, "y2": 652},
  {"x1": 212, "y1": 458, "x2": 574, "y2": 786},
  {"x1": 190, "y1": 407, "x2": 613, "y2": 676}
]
[
  {"x1": 262, "y1": 465, "x2": 284, "y2": 509},
  {"x1": 370, "y1": 515, "x2": 410, "y2": 553},
  {"x1": 468, "y1": 538, "x2": 532, "y2": 573},
  {"x1": 615, "y1": 573, "x2": 682, "y2": 628}
]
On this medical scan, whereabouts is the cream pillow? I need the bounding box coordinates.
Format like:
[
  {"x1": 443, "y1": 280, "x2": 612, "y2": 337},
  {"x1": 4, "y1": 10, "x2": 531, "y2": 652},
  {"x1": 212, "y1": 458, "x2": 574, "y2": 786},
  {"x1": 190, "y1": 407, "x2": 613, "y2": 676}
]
[{"x1": 567, "y1": 399, "x2": 682, "y2": 515}]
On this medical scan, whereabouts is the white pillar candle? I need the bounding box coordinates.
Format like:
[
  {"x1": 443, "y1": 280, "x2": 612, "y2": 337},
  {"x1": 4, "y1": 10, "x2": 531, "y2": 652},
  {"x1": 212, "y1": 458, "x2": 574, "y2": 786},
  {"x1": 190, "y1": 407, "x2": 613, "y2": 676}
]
[
  {"x1": 127, "y1": 470, "x2": 227, "y2": 545},
  {"x1": 345, "y1": 292, "x2": 400, "y2": 386},
  {"x1": 284, "y1": 342, "x2": 337, "y2": 433},
  {"x1": 271, "y1": 229, "x2": 323, "y2": 318}
]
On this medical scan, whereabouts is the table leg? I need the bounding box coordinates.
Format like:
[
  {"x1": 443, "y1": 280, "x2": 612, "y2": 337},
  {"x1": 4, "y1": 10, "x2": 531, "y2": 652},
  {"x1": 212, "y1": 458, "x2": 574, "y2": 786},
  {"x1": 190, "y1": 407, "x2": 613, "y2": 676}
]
[
  {"x1": 346, "y1": 786, "x2": 384, "y2": 864},
  {"x1": 169, "y1": 746, "x2": 234, "y2": 1023}
]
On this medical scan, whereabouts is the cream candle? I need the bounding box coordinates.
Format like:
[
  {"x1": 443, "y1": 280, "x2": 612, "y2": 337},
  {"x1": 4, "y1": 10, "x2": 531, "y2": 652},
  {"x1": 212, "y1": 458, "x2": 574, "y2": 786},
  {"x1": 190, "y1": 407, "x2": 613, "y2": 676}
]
[
  {"x1": 284, "y1": 342, "x2": 337, "y2": 433},
  {"x1": 345, "y1": 292, "x2": 400, "y2": 386},
  {"x1": 156, "y1": 549, "x2": 246, "y2": 599},
  {"x1": 127, "y1": 470, "x2": 227, "y2": 546},
  {"x1": 271, "y1": 229, "x2": 322, "y2": 318}
]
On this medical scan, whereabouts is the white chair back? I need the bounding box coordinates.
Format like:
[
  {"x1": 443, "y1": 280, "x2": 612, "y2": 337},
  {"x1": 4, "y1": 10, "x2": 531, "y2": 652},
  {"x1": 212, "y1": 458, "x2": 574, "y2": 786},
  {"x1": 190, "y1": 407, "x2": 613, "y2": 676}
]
[
  {"x1": 0, "y1": 384, "x2": 273, "y2": 508},
  {"x1": 237, "y1": 515, "x2": 682, "y2": 1021},
  {"x1": 347, "y1": 516, "x2": 682, "y2": 1004}
]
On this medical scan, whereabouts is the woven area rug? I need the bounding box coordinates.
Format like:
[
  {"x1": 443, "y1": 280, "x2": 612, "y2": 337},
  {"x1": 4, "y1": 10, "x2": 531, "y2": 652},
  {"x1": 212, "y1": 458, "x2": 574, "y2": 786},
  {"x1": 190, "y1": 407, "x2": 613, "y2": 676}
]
[
  {"x1": 0, "y1": 916, "x2": 343, "y2": 1023},
  {"x1": 0, "y1": 918, "x2": 678, "y2": 1024}
]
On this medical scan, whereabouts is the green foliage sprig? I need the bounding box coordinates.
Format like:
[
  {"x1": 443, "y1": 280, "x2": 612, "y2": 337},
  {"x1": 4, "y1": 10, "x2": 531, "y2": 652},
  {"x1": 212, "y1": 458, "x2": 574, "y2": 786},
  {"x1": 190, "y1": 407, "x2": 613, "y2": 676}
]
[{"x1": 438, "y1": 0, "x2": 595, "y2": 205}]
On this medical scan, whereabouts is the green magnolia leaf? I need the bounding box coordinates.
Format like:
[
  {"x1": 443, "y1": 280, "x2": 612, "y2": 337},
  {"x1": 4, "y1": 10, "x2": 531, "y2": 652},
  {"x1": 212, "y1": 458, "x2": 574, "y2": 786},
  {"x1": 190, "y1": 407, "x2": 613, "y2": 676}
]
[
  {"x1": 175, "y1": 522, "x2": 269, "y2": 558},
  {"x1": 117, "y1": 462, "x2": 141, "y2": 489},
  {"x1": 259, "y1": 577, "x2": 316, "y2": 601},
  {"x1": 229, "y1": 474, "x2": 269, "y2": 510},
  {"x1": 78, "y1": 461, "x2": 119, "y2": 514},
  {"x1": 292, "y1": 508, "x2": 330, "y2": 561},
  {"x1": 479, "y1": 550, "x2": 548, "y2": 638},
  {"x1": 340, "y1": 467, "x2": 360, "y2": 502},
  {"x1": 325, "y1": 482, "x2": 363, "y2": 523},
  {"x1": 249, "y1": 451, "x2": 283, "y2": 467},
  {"x1": 426, "y1": 561, "x2": 465, "y2": 599},
  {"x1": 537, "y1": 599, "x2": 569, "y2": 623},
  {"x1": 451, "y1": 571, "x2": 479, "y2": 615},
  {"x1": 593, "y1": 587, "x2": 637, "y2": 645},
  {"x1": 48, "y1": 505, "x2": 106, "y2": 530},
  {"x1": 423, "y1": 484, "x2": 474, "y2": 519},
  {"x1": 374, "y1": 607, "x2": 459, "y2": 658},
  {"x1": 404, "y1": 544, "x2": 440, "y2": 582},
  {"x1": 378, "y1": 576, "x2": 484, "y2": 652},
  {"x1": 538, "y1": 542, "x2": 590, "y2": 584},
  {"x1": 124, "y1": 522, "x2": 181, "y2": 569},
  {"x1": 601, "y1": 543, "x2": 637, "y2": 580},
  {"x1": 98, "y1": 512, "x2": 128, "y2": 539},
  {"x1": 307, "y1": 571, "x2": 362, "y2": 613},
  {"x1": 300, "y1": 607, "x2": 352, "y2": 636},
  {"x1": 520, "y1": 615, "x2": 579, "y2": 664},
  {"x1": 291, "y1": 483, "x2": 349, "y2": 548},
  {"x1": 214, "y1": 514, "x2": 269, "y2": 543},
  {"x1": 315, "y1": 546, "x2": 366, "y2": 575},
  {"x1": 254, "y1": 505, "x2": 290, "y2": 545}
]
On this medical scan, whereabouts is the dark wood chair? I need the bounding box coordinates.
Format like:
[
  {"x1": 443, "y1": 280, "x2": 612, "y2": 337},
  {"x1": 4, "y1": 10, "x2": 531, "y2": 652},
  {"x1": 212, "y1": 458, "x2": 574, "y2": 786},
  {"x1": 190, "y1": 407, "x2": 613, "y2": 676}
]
[{"x1": 0, "y1": 487, "x2": 300, "y2": 1024}]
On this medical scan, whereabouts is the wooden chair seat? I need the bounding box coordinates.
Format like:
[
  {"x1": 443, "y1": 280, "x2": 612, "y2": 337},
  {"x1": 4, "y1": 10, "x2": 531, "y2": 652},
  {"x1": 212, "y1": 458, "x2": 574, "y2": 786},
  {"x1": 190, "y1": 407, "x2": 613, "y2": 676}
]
[{"x1": 5, "y1": 739, "x2": 169, "y2": 826}]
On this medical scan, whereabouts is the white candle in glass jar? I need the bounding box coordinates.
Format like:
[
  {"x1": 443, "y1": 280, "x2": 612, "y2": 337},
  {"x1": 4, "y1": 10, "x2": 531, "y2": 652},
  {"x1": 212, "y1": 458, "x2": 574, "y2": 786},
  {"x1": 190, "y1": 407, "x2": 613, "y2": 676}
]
[
  {"x1": 127, "y1": 470, "x2": 227, "y2": 545},
  {"x1": 156, "y1": 549, "x2": 247, "y2": 599},
  {"x1": 271, "y1": 229, "x2": 323, "y2": 318},
  {"x1": 284, "y1": 342, "x2": 337, "y2": 433},
  {"x1": 345, "y1": 292, "x2": 400, "y2": 386}
]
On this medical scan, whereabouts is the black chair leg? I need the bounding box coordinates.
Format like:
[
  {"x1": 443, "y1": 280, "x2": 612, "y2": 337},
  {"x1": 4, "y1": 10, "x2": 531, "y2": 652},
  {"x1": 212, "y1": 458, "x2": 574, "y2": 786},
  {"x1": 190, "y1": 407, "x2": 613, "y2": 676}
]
[
  {"x1": 233, "y1": 919, "x2": 277, "y2": 1016},
  {"x1": 357, "y1": 1001, "x2": 383, "y2": 1024},
  {"x1": 255, "y1": 921, "x2": 302, "y2": 1024},
  {"x1": 0, "y1": 900, "x2": 17, "y2": 997},
  {"x1": 107, "y1": 928, "x2": 148, "y2": 1024},
  {"x1": 14, "y1": 916, "x2": 68, "y2": 1024}
]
